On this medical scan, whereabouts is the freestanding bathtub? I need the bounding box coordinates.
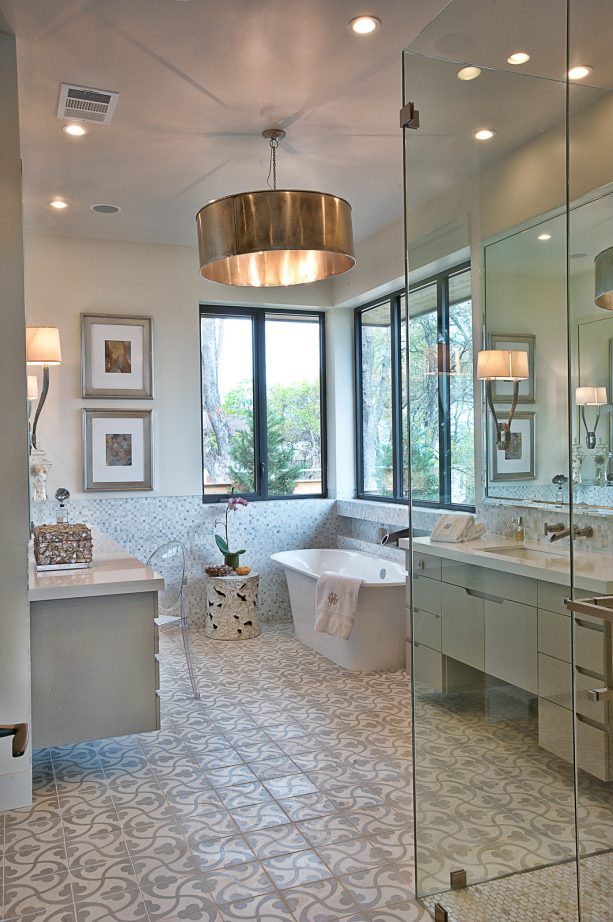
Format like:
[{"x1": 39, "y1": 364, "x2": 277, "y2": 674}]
[{"x1": 271, "y1": 549, "x2": 407, "y2": 672}]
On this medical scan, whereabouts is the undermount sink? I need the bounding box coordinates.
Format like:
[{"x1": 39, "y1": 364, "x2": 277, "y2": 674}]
[{"x1": 482, "y1": 545, "x2": 568, "y2": 562}]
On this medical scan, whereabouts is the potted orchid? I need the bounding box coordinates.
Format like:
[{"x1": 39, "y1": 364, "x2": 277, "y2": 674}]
[{"x1": 214, "y1": 490, "x2": 249, "y2": 570}]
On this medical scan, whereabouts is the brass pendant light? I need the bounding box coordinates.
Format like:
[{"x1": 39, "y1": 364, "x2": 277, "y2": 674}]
[{"x1": 196, "y1": 129, "x2": 355, "y2": 287}]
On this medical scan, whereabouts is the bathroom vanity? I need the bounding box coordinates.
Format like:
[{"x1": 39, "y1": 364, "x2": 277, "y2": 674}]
[
  {"x1": 28, "y1": 535, "x2": 163, "y2": 748},
  {"x1": 402, "y1": 536, "x2": 613, "y2": 781}
]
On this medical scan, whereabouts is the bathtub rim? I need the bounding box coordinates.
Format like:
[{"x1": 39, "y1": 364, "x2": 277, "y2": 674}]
[{"x1": 270, "y1": 548, "x2": 407, "y2": 588}]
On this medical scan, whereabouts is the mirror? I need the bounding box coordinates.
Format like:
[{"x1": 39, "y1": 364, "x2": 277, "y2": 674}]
[{"x1": 483, "y1": 186, "x2": 613, "y2": 511}]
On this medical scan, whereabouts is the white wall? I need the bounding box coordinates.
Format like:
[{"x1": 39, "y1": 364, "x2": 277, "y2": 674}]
[
  {"x1": 0, "y1": 31, "x2": 31, "y2": 809},
  {"x1": 24, "y1": 235, "x2": 336, "y2": 499}
]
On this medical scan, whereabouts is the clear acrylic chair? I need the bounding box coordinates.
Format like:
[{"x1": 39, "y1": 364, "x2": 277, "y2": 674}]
[{"x1": 147, "y1": 540, "x2": 200, "y2": 700}]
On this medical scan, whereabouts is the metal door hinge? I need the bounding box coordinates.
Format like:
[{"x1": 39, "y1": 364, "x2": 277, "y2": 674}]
[
  {"x1": 400, "y1": 101, "x2": 420, "y2": 129},
  {"x1": 450, "y1": 869, "x2": 467, "y2": 890},
  {"x1": 434, "y1": 904, "x2": 450, "y2": 922},
  {"x1": 588, "y1": 686, "x2": 613, "y2": 702}
]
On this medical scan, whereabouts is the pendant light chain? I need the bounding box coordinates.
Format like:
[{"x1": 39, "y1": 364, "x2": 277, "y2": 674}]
[{"x1": 267, "y1": 136, "x2": 279, "y2": 190}]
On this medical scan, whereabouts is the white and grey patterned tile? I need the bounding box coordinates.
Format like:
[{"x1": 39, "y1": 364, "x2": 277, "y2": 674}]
[
  {"x1": 189, "y1": 834, "x2": 255, "y2": 872},
  {"x1": 264, "y1": 774, "x2": 319, "y2": 800},
  {"x1": 230, "y1": 802, "x2": 290, "y2": 833},
  {"x1": 283, "y1": 877, "x2": 358, "y2": 922},
  {"x1": 69, "y1": 857, "x2": 140, "y2": 904},
  {"x1": 340, "y1": 866, "x2": 416, "y2": 911},
  {"x1": 3, "y1": 870, "x2": 74, "y2": 921},
  {"x1": 262, "y1": 849, "x2": 332, "y2": 889},
  {"x1": 217, "y1": 781, "x2": 273, "y2": 811},
  {"x1": 220, "y1": 891, "x2": 291, "y2": 922},
  {"x1": 246, "y1": 823, "x2": 310, "y2": 860},
  {"x1": 141, "y1": 873, "x2": 221, "y2": 921},
  {"x1": 278, "y1": 793, "x2": 337, "y2": 823},
  {"x1": 205, "y1": 860, "x2": 275, "y2": 905},
  {"x1": 317, "y1": 838, "x2": 388, "y2": 876}
]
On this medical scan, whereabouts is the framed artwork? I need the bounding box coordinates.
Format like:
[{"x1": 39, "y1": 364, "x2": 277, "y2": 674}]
[
  {"x1": 488, "y1": 333, "x2": 535, "y2": 403},
  {"x1": 81, "y1": 314, "x2": 153, "y2": 398},
  {"x1": 489, "y1": 411, "x2": 536, "y2": 481},
  {"x1": 83, "y1": 409, "x2": 153, "y2": 492}
]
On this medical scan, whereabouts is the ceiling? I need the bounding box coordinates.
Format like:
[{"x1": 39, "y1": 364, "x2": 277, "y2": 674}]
[{"x1": 0, "y1": 0, "x2": 450, "y2": 248}]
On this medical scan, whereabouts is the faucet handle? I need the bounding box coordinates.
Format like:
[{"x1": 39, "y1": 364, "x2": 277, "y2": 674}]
[{"x1": 544, "y1": 522, "x2": 565, "y2": 535}]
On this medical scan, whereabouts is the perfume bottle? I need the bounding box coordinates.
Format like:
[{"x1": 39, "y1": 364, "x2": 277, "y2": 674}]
[
  {"x1": 514, "y1": 515, "x2": 525, "y2": 543},
  {"x1": 55, "y1": 487, "x2": 70, "y2": 524}
]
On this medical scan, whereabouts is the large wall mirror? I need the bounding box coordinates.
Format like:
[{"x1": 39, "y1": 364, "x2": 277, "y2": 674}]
[{"x1": 483, "y1": 185, "x2": 613, "y2": 512}]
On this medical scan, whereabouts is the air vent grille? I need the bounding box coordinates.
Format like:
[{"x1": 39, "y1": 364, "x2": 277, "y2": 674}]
[{"x1": 57, "y1": 84, "x2": 119, "y2": 125}]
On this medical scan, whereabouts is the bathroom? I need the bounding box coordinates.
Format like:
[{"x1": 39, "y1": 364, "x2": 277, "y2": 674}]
[{"x1": 1, "y1": 0, "x2": 613, "y2": 920}]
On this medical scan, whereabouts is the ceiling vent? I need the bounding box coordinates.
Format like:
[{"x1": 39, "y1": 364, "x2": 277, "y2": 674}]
[{"x1": 57, "y1": 84, "x2": 119, "y2": 125}]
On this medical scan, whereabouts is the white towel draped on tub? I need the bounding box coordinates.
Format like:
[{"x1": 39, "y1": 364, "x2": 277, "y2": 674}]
[{"x1": 314, "y1": 571, "x2": 364, "y2": 639}]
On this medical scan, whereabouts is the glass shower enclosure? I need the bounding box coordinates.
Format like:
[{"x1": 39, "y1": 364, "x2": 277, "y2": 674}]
[{"x1": 403, "y1": 1, "x2": 613, "y2": 918}]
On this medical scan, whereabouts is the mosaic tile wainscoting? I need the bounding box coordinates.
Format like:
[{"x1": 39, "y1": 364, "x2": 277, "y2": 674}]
[{"x1": 31, "y1": 496, "x2": 338, "y2": 627}]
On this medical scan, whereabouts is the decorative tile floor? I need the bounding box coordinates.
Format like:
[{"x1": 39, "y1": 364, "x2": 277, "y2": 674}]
[{"x1": 1, "y1": 625, "x2": 429, "y2": 922}]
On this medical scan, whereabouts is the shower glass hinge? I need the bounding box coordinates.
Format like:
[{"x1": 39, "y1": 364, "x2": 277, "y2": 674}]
[
  {"x1": 450, "y1": 869, "x2": 467, "y2": 890},
  {"x1": 399, "y1": 101, "x2": 420, "y2": 129},
  {"x1": 434, "y1": 903, "x2": 450, "y2": 922}
]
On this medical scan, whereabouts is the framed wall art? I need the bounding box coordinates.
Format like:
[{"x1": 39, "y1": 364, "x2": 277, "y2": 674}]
[
  {"x1": 83, "y1": 409, "x2": 153, "y2": 492},
  {"x1": 489, "y1": 411, "x2": 536, "y2": 481},
  {"x1": 81, "y1": 313, "x2": 153, "y2": 398},
  {"x1": 488, "y1": 333, "x2": 535, "y2": 403}
]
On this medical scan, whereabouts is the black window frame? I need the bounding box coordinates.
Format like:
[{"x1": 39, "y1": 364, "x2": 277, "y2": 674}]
[
  {"x1": 199, "y1": 304, "x2": 328, "y2": 504},
  {"x1": 354, "y1": 261, "x2": 475, "y2": 511}
]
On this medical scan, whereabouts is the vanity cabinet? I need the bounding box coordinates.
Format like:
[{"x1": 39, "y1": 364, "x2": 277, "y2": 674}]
[{"x1": 409, "y1": 545, "x2": 613, "y2": 780}]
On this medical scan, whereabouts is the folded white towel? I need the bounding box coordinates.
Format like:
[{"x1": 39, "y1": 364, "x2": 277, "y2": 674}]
[
  {"x1": 431, "y1": 514, "x2": 486, "y2": 543},
  {"x1": 314, "y1": 571, "x2": 364, "y2": 639}
]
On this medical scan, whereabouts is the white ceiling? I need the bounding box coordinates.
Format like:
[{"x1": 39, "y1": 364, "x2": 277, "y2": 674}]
[{"x1": 0, "y1": 0, "x2": 450, "y2": 247}]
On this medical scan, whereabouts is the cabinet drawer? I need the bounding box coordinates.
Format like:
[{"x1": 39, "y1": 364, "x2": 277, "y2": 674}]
[
  {"x1": 538, "y1": 581, "x2": 570, "y2": 616},
  {"x1": 414, "y1": 643, "x2": 443, "y2": 692},
  {"x1": 539, "y1": 698, "x2": 573, "y2": 763},
  {"x1": 538, "y1": 609, "x2": 571, "y2": 663},
  {"x1": 577, "y1": 719, "x2": 610, "y2": 782},
  {"x1": 575, "y1": 672, "x2": 607, "y2": 724},
  {"x1": 413, "y1": 574, "x2": 442, "y2": 616},
  {"x1": 538, "y1": 653, "x2": 572, "y2": 709},
  {"x1": 413, "y1": 551, "x2": 441, "y2": 580},
  {"x1": 485, "y1": 599, "x2": 538, "y2": 694},
  {"x1": 441, "y1": 582, "x2": 484, "y2": 671},
  {"x1": 441, "y1": 561, "x2": 537, "y2": 606},
  {"x1": 414, "y1": 609, "x2": 442, "y2": 651},
  {"x1": 575, "y1": 620, "x2": 606, "y2": 675}
]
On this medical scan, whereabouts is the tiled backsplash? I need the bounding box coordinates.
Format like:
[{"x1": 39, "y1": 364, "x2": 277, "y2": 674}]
[{"x1": 31, "y1": 496, "x2": 338, "y2": 627}]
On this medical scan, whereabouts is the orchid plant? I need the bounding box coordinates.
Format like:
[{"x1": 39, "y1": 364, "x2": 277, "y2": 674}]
[{"x1": 214, "y1": 489, "x2": 249, "y2": 569}]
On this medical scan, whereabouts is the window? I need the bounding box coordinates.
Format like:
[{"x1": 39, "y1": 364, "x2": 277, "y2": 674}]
[
  {"x1": 355, "y1": 263, "x2": 475, "y2": 508},
  {"x1": 200, "y1": 307, "x2": 326, "y2": 501}
]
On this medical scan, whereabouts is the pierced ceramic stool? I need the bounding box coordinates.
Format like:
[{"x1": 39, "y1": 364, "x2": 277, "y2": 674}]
[{"x1": 204, "y1": 572, "x2": 260, "y2": 640}]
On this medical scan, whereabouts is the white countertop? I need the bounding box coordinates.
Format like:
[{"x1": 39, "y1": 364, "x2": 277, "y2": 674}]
[
  {"x1": 29, "y1": 530, "x2": 164, "y2": 602},
  {"x1": 399, "y1": 534, "x2": 613, "y2": 594}
]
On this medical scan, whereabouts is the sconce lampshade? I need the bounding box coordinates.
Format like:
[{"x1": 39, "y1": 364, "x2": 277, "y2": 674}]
[
  {"x1": 27, "y1": 375, "x2": 39, "y2": 400},
  {"x1": 576, "y1": 386, "x2": 608, "y2": 406},
  {"x1": 476, "y1": 349, "x2": 529, "y2": 381},
  {"x1": 595, "y1": 247, "x2": 613, "y2": 310},
  {"x1": 196, "y1": 190, "x2": 355, "y2": 287},
  {"x1": 26, "y1": 327, "x2": 62, "y2": 365}
]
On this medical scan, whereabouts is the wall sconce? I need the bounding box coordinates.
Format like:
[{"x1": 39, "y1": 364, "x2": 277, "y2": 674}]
[
  {"x1": 576, "y1": 386, "x2": 608, "y2": 448},
  {"x1": 26, "y1": 327, "x2": 62, "y2": 450},
  {"x1": 477, "y1": 349, "x2": 529, "y2": 451}
]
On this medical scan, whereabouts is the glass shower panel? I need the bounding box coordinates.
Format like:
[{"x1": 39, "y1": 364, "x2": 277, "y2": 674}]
[
  {"x1": 568, "y1": 1, "x2": 613, "y2": 917},
  {"x1": 403, "y1": 2, "x2": 576, "y2": 917}
]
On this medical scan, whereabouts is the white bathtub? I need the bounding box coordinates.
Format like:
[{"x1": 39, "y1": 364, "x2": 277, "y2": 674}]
[{"x1": 271, "y1": 549, "x2": 407, "y2": 671}]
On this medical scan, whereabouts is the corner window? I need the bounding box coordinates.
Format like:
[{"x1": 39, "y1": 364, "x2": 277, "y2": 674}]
[
  {"x1": 200, "y1": 307, "x2": 326, "y2": 501},
  {"x1": 355, "y1": 263, "x2": 475, "y2": 508}
]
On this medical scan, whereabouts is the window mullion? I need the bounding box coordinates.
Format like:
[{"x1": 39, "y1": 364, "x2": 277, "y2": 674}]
[{"x1": 254, "y1": 312, "x2": 268, "y2": 498}]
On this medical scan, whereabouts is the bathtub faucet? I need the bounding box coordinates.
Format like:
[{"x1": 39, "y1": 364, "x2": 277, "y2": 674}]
[{"x1": 378, "y1": 526, "x2": 412, "y2": 546}]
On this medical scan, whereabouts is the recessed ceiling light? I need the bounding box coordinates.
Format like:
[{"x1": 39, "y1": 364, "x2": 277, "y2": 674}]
[
  {"x1": 90, "y1": 203, "x2": 121, "y2": 214},
  {"x1": 570, "y1": 252, "x2": 588, "y2": 259},
  {"x1": 474, "y1": 128, "x2": 496, "y2": 141},
  {"x1": 538, "y1": 233, "x2": 552, "y2": 240},
  {"x1": 348, "y1": 15, "x2": 381, "y2": 35},
  {"x1": 49, "y1": 199, "x2": 69, "y2": 209},
  {"x1": 62, "y1": 122, "x2": 87, "y2": 137},
  {"x1": 507, "y1": 51, "x2": 530, "y2": 65},
  {"x1": 457, "y1": 66, "x2": 482, "y2": 81},
  {"x1": 568, "y1": 65, "x2": 592, "y2": 80}
]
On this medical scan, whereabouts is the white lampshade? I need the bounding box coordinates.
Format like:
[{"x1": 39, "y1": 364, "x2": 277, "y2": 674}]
[
  {"x1": 476, "y1": 349, "x2": 529, "y2": 381},
  {"x1": 27, "y1": 375, "x2": 39, "y2": 399},
  {"x1": 26, "y1": 327, "x2": 62, "y2": 365},
  {"x1": 576, "y1": 386, "x2": 608, "y2": 406}
]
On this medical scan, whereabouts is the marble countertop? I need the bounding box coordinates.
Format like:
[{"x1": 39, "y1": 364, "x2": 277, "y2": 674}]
[
  {"x1": 29, "y1": 529, "x2": 164, "y2": 602},
  {"x1": 399, "y1": 534, "x2": 613, "y2": 594}
]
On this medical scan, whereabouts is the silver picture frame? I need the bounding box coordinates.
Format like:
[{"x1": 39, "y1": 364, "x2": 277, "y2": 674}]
[
  {"x1": 81, "y1": 313, "x2": 153, "y2": 398},
  {"x1": 488, "y1": 333, "x2": 536, "y2": 403},
  {"x1": 83, "y1": 409, "x2": 153, "y2": 492},
  {"x1": 489, "y1": 411, "x2": 536, "y2": 481}
]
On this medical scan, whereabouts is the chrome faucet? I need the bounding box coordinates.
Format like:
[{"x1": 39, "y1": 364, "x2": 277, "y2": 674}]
[
  {"x1": 544, "y1": 522, "x2": 565, "y2": 537},
  {"x1": 378, "y1": 526, "x2": 412, "y2": 546},
  {"x1": 548, "y1": 524, "x2": 594, "y2": 543}
]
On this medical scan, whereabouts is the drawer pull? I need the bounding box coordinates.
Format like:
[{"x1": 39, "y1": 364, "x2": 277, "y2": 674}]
[
  {"x1": 416, "y1": 559, "x2": 425, "y2": 571},
  {"x1": 465, "y1": 587, "x2": 504, "y2": 604},
  {"x1": 587, "y1": 687, "x2": 613, "y2": 703}
]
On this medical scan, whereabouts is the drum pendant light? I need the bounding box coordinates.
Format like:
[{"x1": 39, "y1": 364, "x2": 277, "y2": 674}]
[{"x1": 196, "y1": 129, "x2": 355, "y2": 287}]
